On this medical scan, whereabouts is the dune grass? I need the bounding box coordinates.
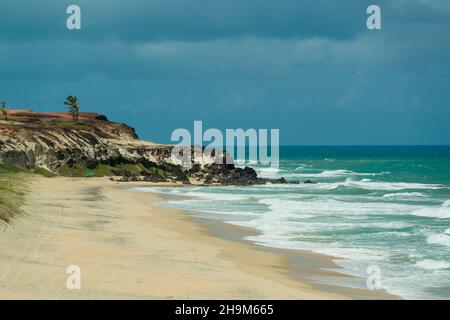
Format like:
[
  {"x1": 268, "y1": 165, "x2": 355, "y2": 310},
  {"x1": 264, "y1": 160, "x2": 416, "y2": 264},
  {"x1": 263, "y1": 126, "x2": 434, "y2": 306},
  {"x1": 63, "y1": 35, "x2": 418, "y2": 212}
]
[
  {"x1": 32, "y1": 166, "x2": 57, "y2": 178},
  {"x1": 0, "y1": 164, "x2": 58, "y2": 223},
  {"x1": 0, "y1": 164, "x2": 29, "y2": 223}
]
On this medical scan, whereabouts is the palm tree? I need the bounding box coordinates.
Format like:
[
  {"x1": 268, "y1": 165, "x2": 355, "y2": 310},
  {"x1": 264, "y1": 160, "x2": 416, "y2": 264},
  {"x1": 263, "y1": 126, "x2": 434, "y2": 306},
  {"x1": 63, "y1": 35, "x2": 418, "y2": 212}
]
[
  {"x1": 0, "y1": 102, "x2": 8, "y2": 121},
  {"x1": 64, "y1": 95, "x2": 80, "y2": 123}
]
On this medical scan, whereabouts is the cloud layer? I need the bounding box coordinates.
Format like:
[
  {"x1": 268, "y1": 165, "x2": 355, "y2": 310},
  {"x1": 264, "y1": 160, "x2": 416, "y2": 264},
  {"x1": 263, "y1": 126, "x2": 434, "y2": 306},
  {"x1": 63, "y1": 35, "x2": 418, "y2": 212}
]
[{"x1": 1, "y1": 0, "x2": 449, "y2": 144}]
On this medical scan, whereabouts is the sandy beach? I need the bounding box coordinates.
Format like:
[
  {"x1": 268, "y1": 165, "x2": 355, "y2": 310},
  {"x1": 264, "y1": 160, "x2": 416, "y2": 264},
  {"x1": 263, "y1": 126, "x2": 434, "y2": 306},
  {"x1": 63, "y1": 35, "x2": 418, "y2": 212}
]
[{"x1": 0, "y1": 176, "x2": 395, "y2": 299}]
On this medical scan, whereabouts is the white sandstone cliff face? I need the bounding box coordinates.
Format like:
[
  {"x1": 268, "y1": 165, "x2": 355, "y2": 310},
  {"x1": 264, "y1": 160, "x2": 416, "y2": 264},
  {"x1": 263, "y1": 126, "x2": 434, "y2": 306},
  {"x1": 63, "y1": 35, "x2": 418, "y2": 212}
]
[{"x1": 0, "y1": 120, "x2": 228, "y2": 170}]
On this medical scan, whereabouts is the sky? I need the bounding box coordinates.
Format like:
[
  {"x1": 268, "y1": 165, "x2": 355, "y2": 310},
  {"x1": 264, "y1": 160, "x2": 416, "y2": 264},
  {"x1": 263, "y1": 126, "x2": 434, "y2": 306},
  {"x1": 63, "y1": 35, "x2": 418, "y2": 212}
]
[{"x1": 1, "y1": 0, "x2": 449, "y2": 145}]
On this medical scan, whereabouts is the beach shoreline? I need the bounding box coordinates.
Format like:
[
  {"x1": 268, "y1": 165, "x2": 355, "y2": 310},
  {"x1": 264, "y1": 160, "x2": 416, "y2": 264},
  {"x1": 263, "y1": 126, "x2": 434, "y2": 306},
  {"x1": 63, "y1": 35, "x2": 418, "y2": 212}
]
[
  {"x1": 131, "y1": 184, "x2": 398, "y2": 300},
  {"x1": 0, "y1": 176, "x2": 396, "y2": 299}
]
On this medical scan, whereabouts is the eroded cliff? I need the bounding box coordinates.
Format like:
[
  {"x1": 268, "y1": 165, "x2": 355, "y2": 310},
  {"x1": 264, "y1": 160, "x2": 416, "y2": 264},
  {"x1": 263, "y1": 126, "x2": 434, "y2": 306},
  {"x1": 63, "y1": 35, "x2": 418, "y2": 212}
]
[{"x1": 0, "y1": 110, "x2": 282, "y2": 185}]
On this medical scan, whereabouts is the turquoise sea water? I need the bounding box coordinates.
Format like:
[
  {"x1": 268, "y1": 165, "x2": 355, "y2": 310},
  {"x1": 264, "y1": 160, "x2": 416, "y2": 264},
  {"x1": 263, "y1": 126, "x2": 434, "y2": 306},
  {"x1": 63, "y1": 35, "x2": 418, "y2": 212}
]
[{"x1": 135, "y1": 146, "x2": 450, "y2": 299}]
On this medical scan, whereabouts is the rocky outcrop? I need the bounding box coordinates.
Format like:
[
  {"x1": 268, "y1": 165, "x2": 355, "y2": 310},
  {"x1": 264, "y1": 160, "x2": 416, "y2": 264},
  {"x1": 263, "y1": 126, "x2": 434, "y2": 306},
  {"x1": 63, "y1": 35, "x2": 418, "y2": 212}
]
[
  {"x1": 0, "y1": 111, "x2": 284, "y2": 185},
  {"x1": 0, "y1": 116, "x2": 144, "y2": 169}
]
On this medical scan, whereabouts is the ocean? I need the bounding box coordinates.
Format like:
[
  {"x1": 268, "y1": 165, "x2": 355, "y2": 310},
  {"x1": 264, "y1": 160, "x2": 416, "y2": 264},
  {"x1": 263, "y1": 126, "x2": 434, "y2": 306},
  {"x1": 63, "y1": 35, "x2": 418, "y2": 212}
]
[{"x1": 134, "y1": 146, "x2": 450, "y2": 299}]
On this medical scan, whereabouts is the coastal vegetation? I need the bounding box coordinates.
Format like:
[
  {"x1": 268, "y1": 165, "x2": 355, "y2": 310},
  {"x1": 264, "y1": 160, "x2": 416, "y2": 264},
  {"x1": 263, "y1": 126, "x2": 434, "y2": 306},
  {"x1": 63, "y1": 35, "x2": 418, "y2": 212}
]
[
  {"x1": 0, "y1": 164, "x2": 59, "y2": 222},
  {"x1": 54, "y1": 121, "x2": 90, "y2": 132},
  {"x1": 32, "y1": 166, "x2": 57, "y2": 178},
  {"x1": 0, "y1": 102, "x2": 8, "y2": 121},
  {"x1": 64, "y1": 95, "x2": 80, "y2": 123},
  {"x1": 57, "y1": 163, "x2": 171, "y2": 180},
  {"x1": 58, "y1": 164, "x2": 112, "y2": 177},
  {"x1": 0, "y1": 164, "x2": 27, "y2": 223}
]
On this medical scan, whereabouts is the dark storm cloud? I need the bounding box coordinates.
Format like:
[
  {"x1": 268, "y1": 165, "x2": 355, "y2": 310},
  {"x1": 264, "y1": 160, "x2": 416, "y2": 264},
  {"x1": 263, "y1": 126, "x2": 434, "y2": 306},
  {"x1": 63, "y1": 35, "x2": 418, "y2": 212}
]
[
  {"x1": 0, "y1": 0, "x2": 370, "y2": 42},
  {"x1": 1, "y1": 0, "x2": 450, "y2": 144},
  {"x1": 1, "y1": 0, "x2": 449, "y2": 42}
]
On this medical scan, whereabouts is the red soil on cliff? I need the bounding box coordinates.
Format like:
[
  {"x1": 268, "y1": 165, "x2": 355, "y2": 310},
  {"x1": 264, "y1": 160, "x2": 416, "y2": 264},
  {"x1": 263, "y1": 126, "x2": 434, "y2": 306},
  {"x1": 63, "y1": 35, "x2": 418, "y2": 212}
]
[{"x1": 7, "y1": 110, "x2": 106, "y2": 122}]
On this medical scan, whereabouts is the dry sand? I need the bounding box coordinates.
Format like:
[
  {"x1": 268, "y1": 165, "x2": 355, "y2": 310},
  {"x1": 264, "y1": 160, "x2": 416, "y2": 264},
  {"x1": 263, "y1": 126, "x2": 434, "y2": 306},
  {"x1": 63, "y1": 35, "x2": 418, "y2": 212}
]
[{"x1": 0, "y1": 177, "x2": 394, "y2": 299}]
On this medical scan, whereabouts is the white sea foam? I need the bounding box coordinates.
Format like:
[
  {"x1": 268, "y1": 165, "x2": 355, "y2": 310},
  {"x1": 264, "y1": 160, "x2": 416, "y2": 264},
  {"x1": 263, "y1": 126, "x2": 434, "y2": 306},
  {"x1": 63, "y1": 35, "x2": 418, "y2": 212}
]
[
  {"x1": 299, "y1": 179, "x2": 446, "y2": 191},
  {"x1": 183, "y1": 191, "x2": 248, "y2": 201},
  {"x1": 411, "y1": 200, "x2": 450, "y2": 219},
  {"x1": 132, "y1": 186, "x2": 166, "y2": 193},
  {"x1": 341, "y1": 179, "x2": 446, "y2": 191},
  {"x1": 228, "y1": 198, "x2": 417, "y2": 242},
  {"x1": 295, "y1": 164, "x2": 310, "y2": 170},
  {"x1": 382, "y1": 192, "x2": 426, "y2": 199},
  {"x1": 256, "y1": 178, "x2": 447, "y2": 192},
  {"x1": 256, "y1": 167, "x2": 384, "y2": 179},
  {"x1": 313, "y1": 246, "x2": 388, "y2": 261},
  {"x1": 197, "y1": 209, "x2": 260, "y2": 218},
  {"x1": 254, "y1": 167, "x2": 282, "y2": 178},
  {"x1": 287, "y1": 169, "x2": 381, "y2": 179},
  {"x1": 258, "y1": 197, "x2": 420, "y2": 218},
  {"x1": 130, "y1": 168, "x2": 450, "y2": 300},
  {"x1": 415, "y1": 259, "x2": 450, "y2": 270},
  {"x1": 132, "y1": 186, "x2": 191, "y2": 195},
  {"x1": 242, "y1": 218, "x2": 414, "y2": 235},
  {"x1": 244, "y1": 234, "x2": 388, "y2": 261},
  {"x1": 427, "y1": 233, "x2": 450, "y2": 248},
  {"x1": 284, "y1": 169, "x2": 386, "y2": 179}
]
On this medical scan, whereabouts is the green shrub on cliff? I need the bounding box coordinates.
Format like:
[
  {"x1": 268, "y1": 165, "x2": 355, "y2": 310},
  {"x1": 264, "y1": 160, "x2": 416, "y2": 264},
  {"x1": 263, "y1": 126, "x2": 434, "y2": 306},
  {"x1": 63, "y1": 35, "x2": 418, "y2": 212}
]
[
  {"x1": 32, "y1": 166, "x2": 57, "y2": 178},
  {"x1": 57, "y1": 163, "x2": 158, "y2": 178},
  {"x1": 54, "y1": 121, "x2": 90, "y2": 132},
  {"x1": 58, "y1": 164, "x2": 113, "y2": 177}
]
